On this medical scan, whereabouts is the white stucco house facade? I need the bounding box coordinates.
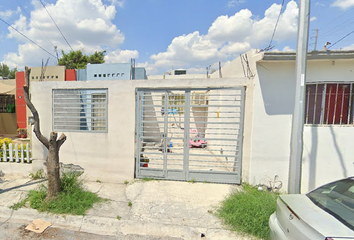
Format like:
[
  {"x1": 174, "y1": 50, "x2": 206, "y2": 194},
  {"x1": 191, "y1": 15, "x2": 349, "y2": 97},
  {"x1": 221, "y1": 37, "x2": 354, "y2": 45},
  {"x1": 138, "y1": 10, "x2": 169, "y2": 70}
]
[{"x1": 211, "y1": 49, "x2": 354, "y2": 193}]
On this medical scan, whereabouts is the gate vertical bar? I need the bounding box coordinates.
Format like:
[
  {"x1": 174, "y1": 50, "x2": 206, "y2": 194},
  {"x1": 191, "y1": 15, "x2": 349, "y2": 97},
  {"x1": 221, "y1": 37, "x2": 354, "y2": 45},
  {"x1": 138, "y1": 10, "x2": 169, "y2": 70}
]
[
  {"x1": 183, "y1": 90, "x2": 191, "y2": 180},
  {"x1": 233, "y1": 88, "x2": 245, "y2": 183},
  {"x1": 135, "y1": 90, "x2": 142, "y2": 177},
  {"x1": 163, "y1": 91, "x2": 168, "y2": 177}
]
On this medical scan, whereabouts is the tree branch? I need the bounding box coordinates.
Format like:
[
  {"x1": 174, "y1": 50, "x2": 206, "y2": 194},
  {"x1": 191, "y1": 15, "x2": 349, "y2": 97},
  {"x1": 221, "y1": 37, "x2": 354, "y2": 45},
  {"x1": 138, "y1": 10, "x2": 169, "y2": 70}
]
[
  {"x1": 57, "y1": 133, "x2": 67, "y2": 150},
  {"x1": 23, "y1": 66, "x2": 49, "y2": 149}
]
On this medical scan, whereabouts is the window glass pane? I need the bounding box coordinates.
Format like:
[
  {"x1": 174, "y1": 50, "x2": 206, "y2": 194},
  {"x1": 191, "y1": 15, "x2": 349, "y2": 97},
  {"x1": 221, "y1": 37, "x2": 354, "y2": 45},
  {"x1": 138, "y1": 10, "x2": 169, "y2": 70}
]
[
  {"x1": 306, "y1": 84, "x2": 323, "y2": 124},
  {"x1": 325, "y1": 84, "x2": 350, "y2": 124}
]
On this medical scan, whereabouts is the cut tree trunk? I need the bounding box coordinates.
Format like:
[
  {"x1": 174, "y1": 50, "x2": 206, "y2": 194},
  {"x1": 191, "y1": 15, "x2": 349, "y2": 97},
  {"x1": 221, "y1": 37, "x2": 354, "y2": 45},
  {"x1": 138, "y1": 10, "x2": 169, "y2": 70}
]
[{"x1": 23, "y1": 66, "x2": 66, "y2": 200}]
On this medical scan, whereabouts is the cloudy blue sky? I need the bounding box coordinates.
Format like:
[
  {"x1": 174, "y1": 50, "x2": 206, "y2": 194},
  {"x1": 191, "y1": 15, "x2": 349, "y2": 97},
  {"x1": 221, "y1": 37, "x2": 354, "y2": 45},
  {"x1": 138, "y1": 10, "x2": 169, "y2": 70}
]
[{"x1": 0, "y1": 0, "x2": 354, "y2": 75}]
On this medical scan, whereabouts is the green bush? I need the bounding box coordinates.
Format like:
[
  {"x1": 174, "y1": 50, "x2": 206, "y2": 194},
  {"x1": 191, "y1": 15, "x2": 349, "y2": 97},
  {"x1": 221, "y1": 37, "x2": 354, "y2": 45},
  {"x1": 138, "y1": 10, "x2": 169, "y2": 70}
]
[
  {"x1": 216, "y1": 184, "x2": 279, "y2": 240},
  {"x1": 13, "y1": 173, "x2": 103, "y2": 215}
]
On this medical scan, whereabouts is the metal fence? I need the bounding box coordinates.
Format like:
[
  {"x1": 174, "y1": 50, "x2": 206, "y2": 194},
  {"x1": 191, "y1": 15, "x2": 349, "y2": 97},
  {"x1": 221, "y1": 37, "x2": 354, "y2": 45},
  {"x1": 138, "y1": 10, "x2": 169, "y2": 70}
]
[{"x1": 0, "y1": 143, "x2": 32, "y2": 163}]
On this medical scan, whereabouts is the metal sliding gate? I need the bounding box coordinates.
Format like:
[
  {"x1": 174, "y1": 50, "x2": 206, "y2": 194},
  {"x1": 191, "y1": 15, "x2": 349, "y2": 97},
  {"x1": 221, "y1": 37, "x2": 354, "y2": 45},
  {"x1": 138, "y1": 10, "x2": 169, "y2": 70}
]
[{"x1": 135, "y1": 87, "x2": 245, "y2": 184}]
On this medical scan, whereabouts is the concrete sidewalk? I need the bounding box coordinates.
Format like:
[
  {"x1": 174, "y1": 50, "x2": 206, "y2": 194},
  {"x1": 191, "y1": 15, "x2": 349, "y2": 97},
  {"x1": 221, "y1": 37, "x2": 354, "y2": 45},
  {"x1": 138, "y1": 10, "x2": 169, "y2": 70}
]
[{"x1": 0, "y1": 175, "x2": 257, "y2": 240}]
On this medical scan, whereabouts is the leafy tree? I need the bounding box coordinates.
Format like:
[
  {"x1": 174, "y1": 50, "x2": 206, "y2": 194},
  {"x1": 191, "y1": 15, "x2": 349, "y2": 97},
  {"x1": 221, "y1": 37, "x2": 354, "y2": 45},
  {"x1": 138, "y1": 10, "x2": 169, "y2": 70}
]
[
  {"x1": 58, "y1": 50, "x2": 106, "y2": 69},
  {"x1": 0, "y1": 63, "x2": 17, "y2": 79},
  {"x1": 9, "y1": 67, "x2": 17, "y2": 79}
]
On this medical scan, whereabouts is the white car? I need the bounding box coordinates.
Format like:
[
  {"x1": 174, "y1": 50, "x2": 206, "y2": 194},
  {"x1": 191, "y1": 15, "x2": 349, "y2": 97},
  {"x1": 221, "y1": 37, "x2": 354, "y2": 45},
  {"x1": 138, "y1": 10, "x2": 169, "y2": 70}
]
[{"x1": 269, "y1": 177, "x2": 354, "y2": 240}]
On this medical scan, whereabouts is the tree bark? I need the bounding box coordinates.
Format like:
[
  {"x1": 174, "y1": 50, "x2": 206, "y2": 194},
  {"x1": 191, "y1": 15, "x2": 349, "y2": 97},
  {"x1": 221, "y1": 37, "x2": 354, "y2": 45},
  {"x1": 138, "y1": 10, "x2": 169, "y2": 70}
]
[{"x1": 23, "y1": 66, "x2": 66, "y2": 200}]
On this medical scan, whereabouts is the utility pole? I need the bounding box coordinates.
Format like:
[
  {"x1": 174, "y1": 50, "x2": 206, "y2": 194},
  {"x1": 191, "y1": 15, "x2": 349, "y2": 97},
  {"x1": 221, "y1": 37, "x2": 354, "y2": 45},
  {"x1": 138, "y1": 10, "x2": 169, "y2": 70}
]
[
  {"x1": 313, "y1": 29, "x2": 319, "y2": 51},
  {"x1": 288, "y1": 0, "x2": 310, "y2": 194}
]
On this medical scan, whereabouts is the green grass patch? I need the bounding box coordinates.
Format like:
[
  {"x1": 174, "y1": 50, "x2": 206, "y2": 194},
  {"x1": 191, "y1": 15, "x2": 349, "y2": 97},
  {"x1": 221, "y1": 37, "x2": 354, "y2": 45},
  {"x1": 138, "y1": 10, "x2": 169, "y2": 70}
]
[
  {"x1": 12, "y1": 173, "x2": 104, "y2": 215},
  {"x1": 216, "y1": 184, "x2": 279, "y2": 240}
]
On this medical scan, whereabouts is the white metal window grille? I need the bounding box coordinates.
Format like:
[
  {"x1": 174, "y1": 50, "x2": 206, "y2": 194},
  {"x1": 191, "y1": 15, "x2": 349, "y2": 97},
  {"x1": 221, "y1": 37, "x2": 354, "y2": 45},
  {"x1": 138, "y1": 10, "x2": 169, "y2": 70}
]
[
  {"x1": 53, "y1": 89, "x2": 108, "y2": 132},
  {"x1": 305, "y1": 83, "x2": 353, "y2": 125}
]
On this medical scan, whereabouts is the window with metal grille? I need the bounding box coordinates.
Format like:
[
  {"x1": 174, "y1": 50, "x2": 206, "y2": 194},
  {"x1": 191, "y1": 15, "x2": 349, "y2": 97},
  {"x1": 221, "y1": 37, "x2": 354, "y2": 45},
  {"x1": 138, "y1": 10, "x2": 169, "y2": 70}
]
[
  {"x1": 53, "y1": 89, "x2": 108, "y2": 132},
  {"x1": 305, "y1": 83, "x2": 353, "y2": 125},
  {"x1": 0, "y1": 94, "x2": 15, "y2": 113}
]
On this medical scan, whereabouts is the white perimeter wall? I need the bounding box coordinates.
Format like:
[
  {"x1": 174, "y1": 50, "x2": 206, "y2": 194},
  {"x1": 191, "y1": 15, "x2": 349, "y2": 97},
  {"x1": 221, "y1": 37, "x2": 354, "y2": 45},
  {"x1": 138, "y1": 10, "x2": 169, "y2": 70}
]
[
  {"x1": 30, "y1": 78, "x2": 251, "y2": 183},
  {"x1": 252, "y1": 59, "x2": 354, "y2": 193}
]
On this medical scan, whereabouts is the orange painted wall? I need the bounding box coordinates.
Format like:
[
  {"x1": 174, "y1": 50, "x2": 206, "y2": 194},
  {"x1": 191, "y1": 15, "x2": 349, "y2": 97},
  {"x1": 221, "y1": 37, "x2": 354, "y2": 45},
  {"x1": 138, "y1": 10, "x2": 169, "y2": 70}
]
[
  {"x1": 16, "y1": 71, "x2": 26, "y2": 129},
  {"x1": 65, "y1": 69, "x2": 77, "y2": 81}
]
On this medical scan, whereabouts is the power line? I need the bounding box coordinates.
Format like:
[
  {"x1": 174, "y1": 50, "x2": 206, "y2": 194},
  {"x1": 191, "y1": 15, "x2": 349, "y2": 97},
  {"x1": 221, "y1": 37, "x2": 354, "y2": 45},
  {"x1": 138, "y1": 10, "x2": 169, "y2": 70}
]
[
  {"x1": 38, "y1": 0, "x2": 74, "y2": 52},
  {"x1": 264, "y1": 0, "x2": 285, "y2": 51},
  {"x1": 15, "y1": 0, "x2": 56, "y2": 51},
  {"x1": 0, "y1": 16, "x2": 56, "y2": 58},
  {"x1": 328, "y1": 29, "x2": 354, "y2": 49}
]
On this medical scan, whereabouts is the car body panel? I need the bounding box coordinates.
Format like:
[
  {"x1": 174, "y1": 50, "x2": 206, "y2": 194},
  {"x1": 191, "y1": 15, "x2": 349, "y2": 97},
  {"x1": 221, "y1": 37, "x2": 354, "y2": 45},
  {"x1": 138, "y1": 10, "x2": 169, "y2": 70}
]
[{"x1": 270, "y1": 177, "x2": 354, "y2": 240}]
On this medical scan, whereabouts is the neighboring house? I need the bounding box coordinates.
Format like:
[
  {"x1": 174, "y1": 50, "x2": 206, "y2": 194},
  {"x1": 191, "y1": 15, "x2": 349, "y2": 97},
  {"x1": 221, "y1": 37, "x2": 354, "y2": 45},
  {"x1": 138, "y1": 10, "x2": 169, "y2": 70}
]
[
  {"x1": 77, "y1": 63, "x2": 147, "y2": 81},
  {"x1": 0, "y1": 80, "x2": 16, "y2": 135},
  {"x1": 148, "y1": 69, "x2": 206, "y2": 80},
  {"x1": 211, "y1": 49, "x2": 354, "y2": 192}
]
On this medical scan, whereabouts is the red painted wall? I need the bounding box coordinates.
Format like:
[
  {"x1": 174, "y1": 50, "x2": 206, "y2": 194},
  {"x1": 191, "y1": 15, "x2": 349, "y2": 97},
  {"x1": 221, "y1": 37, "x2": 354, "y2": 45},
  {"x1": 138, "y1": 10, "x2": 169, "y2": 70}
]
[
  {"x1": 16, "y1": 71, "x2": 27, "y2": 129},
  {"x1": 65, "y1": 69, "x2": 77, "y2": 81}
]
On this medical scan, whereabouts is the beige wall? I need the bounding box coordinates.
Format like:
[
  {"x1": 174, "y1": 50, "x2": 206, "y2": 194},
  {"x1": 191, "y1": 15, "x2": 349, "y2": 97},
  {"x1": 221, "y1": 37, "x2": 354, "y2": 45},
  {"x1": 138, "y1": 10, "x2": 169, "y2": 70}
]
[
  {"x1": 0, "y1": 113, "x2": 17, "y2": 134},
  {"x1": 29, "y1": 66, "x2": 66, "y2": 82},
  {"x1": 30, "y1": 78, "x2": 252, "y2": 184}
]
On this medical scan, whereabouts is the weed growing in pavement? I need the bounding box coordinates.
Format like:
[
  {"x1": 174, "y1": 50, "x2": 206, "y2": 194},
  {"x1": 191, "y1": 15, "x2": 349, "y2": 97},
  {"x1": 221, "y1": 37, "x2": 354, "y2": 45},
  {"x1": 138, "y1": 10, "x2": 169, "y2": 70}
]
[
  {"x1": 11, "y1": 173, "x2": 104, "y2": 215},
  {"x1": 116, "y1": 215, "x2": 121, "y2": 220},
  {"x1": 188, "y1": 178, "x2": 196, "y2": 183},
  {"x1": 128, "y1": 201, "x2": 132, "y2": 207},
  {"x1": 10, "y1": 198, "x2": 28, "y2": 210},
  {"x1": 29, "y1": 169, "x2": 44, "y2": 180},
  {"x1": 141, "y1": 178, "x2": 154, "y2": 182},
  {"x1": 124, "y1": 180, "x2": 129, "y2": 185},
  {"x1": 96, "y1": 179, "x2": 101, "y2": 183},
  {"x1": 216, "y1": 184, "x2": 279, "y2": 240}
]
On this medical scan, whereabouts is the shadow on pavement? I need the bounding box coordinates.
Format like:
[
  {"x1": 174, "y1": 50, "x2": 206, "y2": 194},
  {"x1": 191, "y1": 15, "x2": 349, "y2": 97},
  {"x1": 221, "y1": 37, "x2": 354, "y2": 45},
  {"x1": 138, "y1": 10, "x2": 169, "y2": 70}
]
[{"x1": 0, "y1": 179, "x2": 46, "y2": 195}]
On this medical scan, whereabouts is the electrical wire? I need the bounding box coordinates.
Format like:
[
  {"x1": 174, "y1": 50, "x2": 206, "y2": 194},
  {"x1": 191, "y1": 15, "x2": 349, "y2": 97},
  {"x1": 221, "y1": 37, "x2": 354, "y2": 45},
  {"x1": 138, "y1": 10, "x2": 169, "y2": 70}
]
[
  {"x1": 264, "y1": 0, "x2": 285, "y2": 51},
  {"x1": 328, "y1": 29, "x2": 354, "y2": 49},
  {"x1": 15, "y1": 0, "x2": 56, "y2": 51},
  {"x1": 38, "y1": 0, "x2": 74, "y2": 51},
  {"x1": 0, "y1": 16, "x2": 56, "y2": 58}
]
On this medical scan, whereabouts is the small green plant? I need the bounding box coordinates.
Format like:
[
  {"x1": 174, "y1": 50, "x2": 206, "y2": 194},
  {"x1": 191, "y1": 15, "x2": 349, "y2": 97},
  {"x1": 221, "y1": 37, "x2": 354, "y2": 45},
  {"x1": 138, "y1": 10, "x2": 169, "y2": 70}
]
[
  {"x1": 12, "y1": 173, "x2": 104, "y2": 215},
  {"x1": 124, "y1": 180, "x2": 129, "y2": 185},
  {"x1": 128, "y1": 201, "x2": 132, "y2": 207},
  {"x1": 216, "y1": 184, "x2": 279, "y2": 240},
  {"x1": 188, "y1": 178, "x2": 196, "y2": 183},
  {"x1": 96, "y1": 179, "x2": 101, "y2": 183},
  {"x1": 116, "y1": 215, "x2": 121, "y2": 220},
  {"x1": 141, "y1": 178, "x2": 153, "y2": 182},
  {"x1": 10, "y1": 198, "x2": 28, "y2": 210},
  {"x1": 29, "y1": 169, "x2": 44, "y2": 180}
]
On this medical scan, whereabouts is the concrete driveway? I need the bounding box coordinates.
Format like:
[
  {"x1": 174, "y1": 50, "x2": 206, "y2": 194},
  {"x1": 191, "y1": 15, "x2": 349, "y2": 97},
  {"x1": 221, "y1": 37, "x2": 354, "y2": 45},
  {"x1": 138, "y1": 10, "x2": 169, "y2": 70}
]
[{"x1": 0, "y1": 174, "x2": 258, "y2": 240}]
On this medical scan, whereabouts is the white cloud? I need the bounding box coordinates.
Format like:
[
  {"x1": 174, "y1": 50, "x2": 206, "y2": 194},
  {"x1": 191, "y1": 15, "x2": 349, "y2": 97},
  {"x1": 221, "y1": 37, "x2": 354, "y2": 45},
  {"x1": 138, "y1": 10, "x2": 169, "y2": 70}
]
[
  {"x1": 310, "y1": 16, "x2": 317, "y2": 22},
  {"x1": 341, "y1": 43, "x2": 354, "y2": 50},
  {"x1": 105, "y1": 49, "x2": 139, "y2": 63},
  {"x1": 0, "y1": 10, "x2": 14, "y2": 19},
  {"x1": 332, "y1": 0, "x2": 354, "y2": 9},
  {"x1": 148, "y1": 0, "x2": 299, "y2": 73},
  {"x1": 109, "y1": 0, "x2": 125, "y2": 8},
  {"x1": 227, "y1": 0, "x2": 246, "y2": 8},
  {"x1": 3, "y1": 0, "x2": 134, "y2": 69}
]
